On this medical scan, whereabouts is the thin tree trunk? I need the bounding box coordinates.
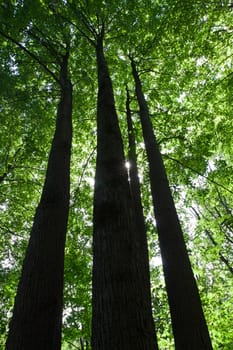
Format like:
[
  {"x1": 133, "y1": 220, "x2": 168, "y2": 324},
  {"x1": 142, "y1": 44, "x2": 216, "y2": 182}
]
[
  {"x1": 6, "y1": 53, "x2": 72, "y2": 350},
  {"x1": 126, "y1": 87, "x2": 147, "y2": 247},
  {"x1": 91, "y1": 36, "x2": 157, "y2": 350},
  {"x1": 126, "y1": 87, "x2": 158, "y2": 348},
  {"x1": 130, "y1": 57, "x2": 213, "y2": 350}
]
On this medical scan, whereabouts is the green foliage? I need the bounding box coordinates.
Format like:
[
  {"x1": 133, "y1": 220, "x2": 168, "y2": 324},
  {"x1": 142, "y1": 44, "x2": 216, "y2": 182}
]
[{"x1": 0, "y1": 0, "x2": 233, "y2": 348}]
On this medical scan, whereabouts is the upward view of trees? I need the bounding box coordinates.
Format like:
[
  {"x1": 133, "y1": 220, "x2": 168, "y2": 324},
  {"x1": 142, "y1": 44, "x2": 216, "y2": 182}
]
[{"x1": 0, "y1": 1, "x2": 233, "y2": 349}]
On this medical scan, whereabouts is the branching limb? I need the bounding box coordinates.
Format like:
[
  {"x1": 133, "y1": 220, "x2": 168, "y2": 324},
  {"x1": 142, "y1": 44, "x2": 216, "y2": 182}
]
[
  {"x1": 164, "y1": 154, "x2": 233, "y2": 195},
  {"x1": 0, "y1": 29, "x2": 60, "y2": 84}
]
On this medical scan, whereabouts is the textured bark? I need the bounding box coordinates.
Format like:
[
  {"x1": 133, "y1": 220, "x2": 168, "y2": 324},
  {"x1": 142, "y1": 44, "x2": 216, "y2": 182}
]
[
  {"x1": 6, "y1": 54, "x2": 72, "y2": 350},
  {"x1": 91, "y1": 37, "x2": 157, "y2": 350},
  {"x1": 131, "y1": 57, "x2": 213, "y2": 350}
]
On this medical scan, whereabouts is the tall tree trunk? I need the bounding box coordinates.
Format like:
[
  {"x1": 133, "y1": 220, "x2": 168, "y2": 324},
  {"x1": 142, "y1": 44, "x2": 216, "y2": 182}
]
[
  {"x1": 126, "y1": 87, "x2": 158, "y2": 347},
  {"x1": 6, "y1": 54, "x2": 72, "y2": 350},
  {"x1": 126, "y1": 87, "x2": 147, "y2": 249},
  {"x1": 130, "y1": 57, "x2": 213, "y2": 350},
  {"x1": 91, "y1": 37, "x2": 157, "y2": 350}
]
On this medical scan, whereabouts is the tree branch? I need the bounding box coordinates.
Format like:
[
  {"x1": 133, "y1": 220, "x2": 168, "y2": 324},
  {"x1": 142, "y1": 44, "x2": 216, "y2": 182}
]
[
  {"x1": 164, "y1": 154, "x2": 233, "y2": 195},
  {"x1": 191, "y1": 206, "x2": 233, "y2": 275},
  {"x1": 27, "y1": 26, "x2": 62, "y2": 65},
  {"x1": 0, "y1": 29, "x2": 60, "y2": 84}
]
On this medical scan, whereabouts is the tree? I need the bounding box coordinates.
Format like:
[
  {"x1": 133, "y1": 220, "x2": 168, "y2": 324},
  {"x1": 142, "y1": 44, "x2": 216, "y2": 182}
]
[
  {"x1": 125, "y1": 87, "x2": 155, "y2": 333},
  {"x1": 130, "y1": 56, "x2": 213, "y2": 349},
  {"x1": 0, "y1": 4, "x2": 73, "y2": 349},
  {"x1": 90, "y1": 23, "x2": 158, "y2": 350},
  {"x1": 6, "y1": 53, "x2": 72, "y2": 350}
]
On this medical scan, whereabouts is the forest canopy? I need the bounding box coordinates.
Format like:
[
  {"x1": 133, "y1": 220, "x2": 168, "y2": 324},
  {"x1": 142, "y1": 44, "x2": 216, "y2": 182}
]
[{"x1": 0, "y1": 1, "x2": 233, "y2": 349}]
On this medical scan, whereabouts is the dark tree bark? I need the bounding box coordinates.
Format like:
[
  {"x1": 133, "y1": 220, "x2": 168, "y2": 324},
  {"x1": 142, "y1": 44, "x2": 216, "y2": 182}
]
[
  {"x1": 126, "y1": 87, "x2": 158, "y2": 347},
  {"x1": 6, "y1": 53, "x2": 72, "y2": 350},
  {"x1": 130, "y1": 57, "x2": 213, "y2": 350},
  {"x1": 126, "y1": 87, "x2": 147, "y2": 245},
  {"x1": 91, "y1": 35, "x2": 158, "y2": 350}
]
